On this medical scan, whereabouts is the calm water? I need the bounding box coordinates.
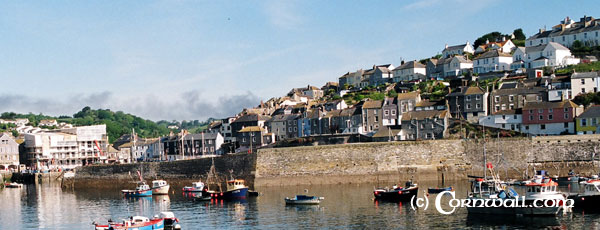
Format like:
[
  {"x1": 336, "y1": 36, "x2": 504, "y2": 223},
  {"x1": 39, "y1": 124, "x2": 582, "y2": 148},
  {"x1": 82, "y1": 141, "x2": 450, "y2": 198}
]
[{"x1": 2, "y1": 180, "x2": 600, "y2": 229}]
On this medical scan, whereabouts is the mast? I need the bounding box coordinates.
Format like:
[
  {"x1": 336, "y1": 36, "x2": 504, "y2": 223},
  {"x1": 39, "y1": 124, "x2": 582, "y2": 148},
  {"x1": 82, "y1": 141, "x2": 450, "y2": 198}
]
[
  {"x1": 202, "y1": 132, "x2": 205, "y2": 155},
  {"x1": 483, "y1": 126, "x2": 487, "y2": 179}
]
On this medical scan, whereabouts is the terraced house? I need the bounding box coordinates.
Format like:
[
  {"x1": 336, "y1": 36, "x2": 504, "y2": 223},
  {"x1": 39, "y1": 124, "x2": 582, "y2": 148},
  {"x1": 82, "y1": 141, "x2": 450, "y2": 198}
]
[
  {"x1": 447, "y1": 86, "x2": 488, "y2": 123},
  {"x1": 0, "y1": 133, "x2": 19, "y2": 170},
  {"x1": 576, "y1": 105, "x2": 600, "y2": 134},
  {"x1": 522, "y1": 101, "x2": 583, "y2": 135}
]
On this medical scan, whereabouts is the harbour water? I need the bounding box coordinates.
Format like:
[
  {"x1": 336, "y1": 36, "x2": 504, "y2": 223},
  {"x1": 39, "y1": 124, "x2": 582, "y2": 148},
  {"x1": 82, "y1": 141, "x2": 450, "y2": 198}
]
[{"x1": 2, "y1": 180, "x2": 600, "y2": 229}]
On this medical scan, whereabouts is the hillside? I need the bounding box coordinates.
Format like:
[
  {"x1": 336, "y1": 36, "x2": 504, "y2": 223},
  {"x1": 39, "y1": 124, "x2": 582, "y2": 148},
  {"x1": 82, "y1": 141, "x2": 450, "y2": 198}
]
[{"x1": 1, "y1": 107, "x2": 212, "y2": 143}]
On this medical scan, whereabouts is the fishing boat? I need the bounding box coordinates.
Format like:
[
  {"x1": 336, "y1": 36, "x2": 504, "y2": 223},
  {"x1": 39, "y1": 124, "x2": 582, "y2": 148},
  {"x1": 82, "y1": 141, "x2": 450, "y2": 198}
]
[
  {"x1": 427, "y1": 186, "x2": 453, "y2": 194},
  {"x1": 151, "y1": 180, "x2": 170, "y2": 195},
  {"x1": 553, "y1": 170, "x2": 579, "y2": 185},
  {"x1": 518, "y1": 175, "x2": 569, "y2": 215},
  {"x1": 93, "y1": 211, "x2": 180, "y2": 230},
  {"x1": 122, "y1": 171, "x2": 152, "y2": 197},
  {"x1": 122, "y1": 182, "x2": 152, "y2": 197},
  {"x1": 373, "y1": 180, "x2": 418, "y2": 202},
  {"x1": 467, "y1": 177, "x2": 519, "y2": 215},
  {"x1": 285, "y1": 195, "x2": 324, "y2": 205},
  {"x1": 568, "y1": 175, "x2": 600, "y2": 210},
  {"x1": 4, "y1": 182, "x2": 23, "y2": 188},
  {"x1": 207, "y1": 179, "x2": 249, "y2": 200},
  {"x1": 182, "y1": 181, "x2": 206, "y2": 193}
]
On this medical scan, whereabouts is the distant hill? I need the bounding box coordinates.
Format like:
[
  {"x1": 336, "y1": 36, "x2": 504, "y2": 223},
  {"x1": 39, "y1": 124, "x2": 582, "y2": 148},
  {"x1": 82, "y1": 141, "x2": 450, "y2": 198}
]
[{"x1": 0, "y1": 107, "x2": 213, "y2": 143}]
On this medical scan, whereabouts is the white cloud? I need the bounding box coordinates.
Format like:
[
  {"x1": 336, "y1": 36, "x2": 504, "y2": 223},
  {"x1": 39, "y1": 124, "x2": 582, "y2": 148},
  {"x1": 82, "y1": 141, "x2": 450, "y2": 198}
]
[{"x1": 263, "y1": 0, "x2": 304, "y2": 29}]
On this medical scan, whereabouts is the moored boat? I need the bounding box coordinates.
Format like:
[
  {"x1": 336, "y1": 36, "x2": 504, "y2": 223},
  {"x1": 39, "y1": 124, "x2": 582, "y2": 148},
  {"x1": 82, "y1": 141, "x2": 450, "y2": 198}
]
[
  {"x1": 5, "y1": 182, "x2": 23, "y2": 188},
  {"x1": 151, "y1": 180, "x2": 170, "y2": 195},
  {"x1": 93, "y1": 211, "x2": 180, "y2": 230},
  {"x1": 285, "y1": 195, "x2": 324, "y2": 205},
  {"x1": 427, "y1": 186, "x2": 453, "y2": 194},
  {"x1": 207, "y1": 179, "x2": 249, "y2": 200},
  {"x1": 122, "y1": 182, "x2": 152, "y2": 197},
  {"x1": 182, "y1": 181, "x2": 206, "y2": 193},
  {"x1": 569, "y1": 175, "x2": 600, "y2": 210},
  {"x1": 518, "y1": 175, "x2": 569, "y2": 215},
  {"x1": 373, "y1": 180, "x2": 418, "y2": 202}
]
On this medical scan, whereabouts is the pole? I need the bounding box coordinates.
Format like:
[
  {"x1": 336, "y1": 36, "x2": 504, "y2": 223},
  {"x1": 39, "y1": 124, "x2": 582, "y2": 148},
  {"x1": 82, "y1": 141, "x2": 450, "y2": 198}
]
[{"x1": 483, "y1": 126, "x2": 487, "y2": 179}]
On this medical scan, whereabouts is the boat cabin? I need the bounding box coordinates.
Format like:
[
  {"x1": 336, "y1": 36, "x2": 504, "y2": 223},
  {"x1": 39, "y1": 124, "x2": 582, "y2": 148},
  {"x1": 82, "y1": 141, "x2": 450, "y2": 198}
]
[
  {"x1": 152, "y1": 180, "x2": 168, "y2": 188},
  {"x1": 582, "y1": 178, "x2": 600, "y2": 195},
  {"x1": 226, "y1": 179, "x2": 247, "y2": 190},
  {"x1": 137, "y1": 183, "x2": 151, "y2": 191},
  {"x1": 525, "y1": 176, "x2": 558, "y2": 195},
  {"x1": 471, "y1": 178, "x2": 501, "y2": 198},
  {"x1": 192, "y1": 181, "x2": 205, "y2": 189}
]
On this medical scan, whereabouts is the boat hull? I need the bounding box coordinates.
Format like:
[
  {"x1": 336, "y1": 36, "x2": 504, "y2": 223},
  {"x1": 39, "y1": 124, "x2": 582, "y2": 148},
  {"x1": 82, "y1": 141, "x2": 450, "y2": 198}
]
[
  {"x1": 208, "y1": 187, "x2": 249, "y2": 200},
  {"x1": 152, "y1": 185, "x2": 170, "y2": 195},
  {"x1": 95, "y1": 219, "x2": 163, "y2": 230},
  {"x1": 427, "y1": 186, "x2": 452, "y2": 193},
  {"x1": 571, "y1": 195, "x2": 600, "y2": 211},
  {"x1": 285, "y1": 199, "x2": 320, "y2": 205},
  {"x1": 373, "y1": 187, "x2": 418, "y2": 202},
  {"x1": 122, "y1": 189, "x2": 152, "y2": 197}
]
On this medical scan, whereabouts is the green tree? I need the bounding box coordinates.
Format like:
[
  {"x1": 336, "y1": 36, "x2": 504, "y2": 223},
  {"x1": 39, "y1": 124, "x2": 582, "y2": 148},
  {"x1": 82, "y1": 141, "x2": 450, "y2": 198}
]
[
  {"x1": 11, "y1": 130, "x2": 18, "y2": 137},
  {"x1": 387, "y1": 89, "x2": 398, "y2": 98},
  {"x1": 512, "y1": 28, "x2": 526, "y2": 40},
  {"x1": 474, "y1": 31, "x2": 505, "y2": 48}
]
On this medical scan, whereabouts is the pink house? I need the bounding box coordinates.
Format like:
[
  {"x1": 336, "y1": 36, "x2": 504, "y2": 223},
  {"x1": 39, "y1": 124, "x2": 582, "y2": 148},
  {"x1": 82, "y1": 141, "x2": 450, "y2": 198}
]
[{"x1": 522, "y1": 100, "x2": 582, "y2": 135}]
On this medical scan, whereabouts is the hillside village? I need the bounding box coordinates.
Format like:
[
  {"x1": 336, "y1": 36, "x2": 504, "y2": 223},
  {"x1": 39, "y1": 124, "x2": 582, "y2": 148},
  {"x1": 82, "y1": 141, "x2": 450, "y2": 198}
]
[{"x1": 2, "y1": 15, "x2": 600, "y2": 172}]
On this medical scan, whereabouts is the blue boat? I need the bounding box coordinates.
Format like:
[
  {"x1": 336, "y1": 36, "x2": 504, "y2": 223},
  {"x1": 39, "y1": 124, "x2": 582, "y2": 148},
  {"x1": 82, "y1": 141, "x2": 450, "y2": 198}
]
[
  {"x1": 285, "y1": 195, "x2": 324, "y2": 205},
  {"x1": 427, "y1": 186, "x2": 453, "y2": 194},
  {"x1": 122, "y1": 182, "x2": 152, "y2": 197},
  {"x1": 207, "y1": 179, "x2": 248, "y2": 200}
]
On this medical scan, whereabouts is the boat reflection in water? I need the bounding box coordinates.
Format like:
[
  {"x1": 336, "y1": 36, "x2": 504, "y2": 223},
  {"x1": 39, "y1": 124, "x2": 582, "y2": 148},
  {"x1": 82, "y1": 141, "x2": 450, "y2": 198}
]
[{"x1": 466, "y1": 214, "x2": 562, "y2": 229}]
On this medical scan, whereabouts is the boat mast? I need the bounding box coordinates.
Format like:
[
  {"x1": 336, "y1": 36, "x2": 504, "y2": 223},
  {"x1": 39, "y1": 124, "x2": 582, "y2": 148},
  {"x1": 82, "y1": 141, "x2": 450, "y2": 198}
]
[{"x1": 483, "y1": 126, "x2": 487, "y2": 179}]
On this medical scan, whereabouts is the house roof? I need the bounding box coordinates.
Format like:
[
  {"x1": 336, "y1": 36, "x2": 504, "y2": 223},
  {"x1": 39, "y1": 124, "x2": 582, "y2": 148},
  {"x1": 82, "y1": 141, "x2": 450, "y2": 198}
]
[
  {"x1": 232, "y1": 114, "x2": 268, "y2": 123},
  {"x1": 401, "y1": 110, "x2": 448, "y2": 121},
  {"x1": 448, "y1": 86, "x2": 485, "y2": 96},
  {"x1": 371, "y1": 127, "x2": 401, "y2": 138},
  {"x1": 239, "y1": 126, "x2": 264, "y2": 132},
  {"x1": 571, "y1": 71, "x2": 599, "y2": 79},
  {"x1": 362, "y1": 100, "x2": 383, "y2": 109},
  {"x1": 491, "y1": 87, "x2": 547, "y2": 96},
  {"x1": 416, "y1": 100, "x2": 445, "y2": 107},
  {"x1": 185, "y1": 132, "x2": 220, "y2": 140},
  {"x1": 474, "y1": 50, "x2": 512, "y2": 60},
  {"x1": 444, "y1": 43, "x2": 469, "y2": 52},
  {"x1": 394, "y1": 61, "x2": 426, "y2": 70},
  {"x1": 492, "y1": 109, "x2": 522, "y2": 115},
  {"x1": 397, "y1": 91, "x2": 420, "y2": 100},
  {"x1": 579, "y1": 105, "x2": 600, "y2": 118},
  {"x1": 523, "y1": 100, "x2": 578, "y2": 110},
  {"x1": 269, "y1": 114, "x2": 299, "y2": 122},
  {"x1": 452, "y1": 55, "x2": 473, "y2": 63},
  {"x1": 499, "y1": 82, "x2": 518, "y2": 89}
]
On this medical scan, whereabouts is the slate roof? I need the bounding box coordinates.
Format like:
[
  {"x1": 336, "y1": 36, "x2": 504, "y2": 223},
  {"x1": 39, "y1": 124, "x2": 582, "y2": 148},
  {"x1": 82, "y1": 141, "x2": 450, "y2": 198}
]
[
  {"x1": 184, "y1": 133, "x2": 220, "y2": 140},
  {"x1": 362, "y1": 100, "x2": 383, "y2": 109},
  {"x1": 491, "y1": 87, "x2": 547, "y2": 96},
  {"x1": 394, "y1": 61, "x2": 426, "y2": 70},
  {"x1": 578, "y1": 105, "x2": 600, "y2": 118},
  {"x1": 447, "y1": 86, "x2": 485, "y2": 96},
  {"x1": 371, "y1": 128, "x2": 401, "y2": 138},
  {"x1": 239, "y1": 126, "x2": 264, "y2": 132},
  {"x1": 397, "y1": 91, "x2": 420, "y2": 100},
  {"x1": 401, "y1": 110, "x2": 448, "y2": 121},
  {"x1": 474, "y1": 50, "x2": 512, "y2": 60},
  {"x1": 523, "y1": 100, "x2": 578, "y2": 109},
  {"x1": 571, "y1": 71, "x2": 599, "y2": 79}
]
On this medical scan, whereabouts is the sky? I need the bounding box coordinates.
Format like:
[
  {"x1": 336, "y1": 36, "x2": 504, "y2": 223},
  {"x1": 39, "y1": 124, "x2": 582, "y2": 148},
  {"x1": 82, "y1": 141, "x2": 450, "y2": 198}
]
[{"x1": 0, "y1": 0, "x2": 597, "y2": 121}]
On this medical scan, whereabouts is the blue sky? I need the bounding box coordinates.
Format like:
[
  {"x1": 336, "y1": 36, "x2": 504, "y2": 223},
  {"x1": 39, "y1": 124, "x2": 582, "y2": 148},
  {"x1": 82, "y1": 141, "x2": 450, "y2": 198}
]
[{"x1": 0, "y1": 0, "x2": 597, "y2": 121}]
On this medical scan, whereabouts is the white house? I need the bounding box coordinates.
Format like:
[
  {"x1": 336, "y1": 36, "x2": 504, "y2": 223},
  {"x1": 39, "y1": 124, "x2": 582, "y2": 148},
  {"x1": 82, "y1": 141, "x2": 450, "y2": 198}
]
[
  {"x1": 478, "y1": 110, "x2": 523, "y2": 132},
  {"x1": 475, "y1": 38, "x2": 516, "y2": 54},
  {"x1": 392, "y1": 60, "x2": 426, "y2": 82},
  {"x1": 442, "y1": 41, "x2": 474, "y2": 58},
  {"x1": 512, "y1": 42, "x2": 580, "y2": 70},
  {"x1": 473, "y1": 50, "x2": 513, "y2": 74},
  {"x1": 527, "y1": 16, "x2": 600, "y2": 48},
  {"x1": 444, "y1": 56, "x2": 473, "y2": 77},
  {"x1": 571, "y1": 71, "x2": 600, "y2": 96}
]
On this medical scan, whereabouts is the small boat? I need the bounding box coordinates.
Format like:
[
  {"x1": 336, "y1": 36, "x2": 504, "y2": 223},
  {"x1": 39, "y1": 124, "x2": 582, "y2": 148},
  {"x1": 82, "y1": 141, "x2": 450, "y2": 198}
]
[
  {"x1": 569, "y1": 175, "x2": 600, "y2": 210},
  {"x1": 122, "y1": 182, "x2": 152, "y2": 197},
  {"x1": 5, "y1": 182, "x2": 23, "y2": 188},
  {"x1": 93, "y1": 211, "x2": 180, "y2": 230},
  {"x1": 207, "y1": 179, "x2": 249, "y2": 200},
  {"x1": 182, "y1": 181, "x2": 206, "y2": 193},
  {"x1": 373, "y1": 180, "x2": 418, "y2": 202},
  {"x1": 151, "y1": 180, "x2": 170, "y2": 195},
  {"x1": 553, "y1": 170, "x2": 579, "y2": 185},
  {"x1": 518, "y1": 175, "x2": 569, "y2": 215},
  {"x1": 427, "y1": 186, "x2": 453, "y2": 194},
  {"x1": 248, "y1": 190, "x2": 260, "y2": 197},
  {"x1": 285, "y1": 195, "x2": 324, "y2": 205}
]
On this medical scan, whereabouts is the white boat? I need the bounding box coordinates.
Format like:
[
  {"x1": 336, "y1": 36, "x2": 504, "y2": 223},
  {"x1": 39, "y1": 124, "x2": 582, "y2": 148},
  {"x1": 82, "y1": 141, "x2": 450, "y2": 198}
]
[
  {"x1": 182, "y1": 181, "x2": 205, "y2": 193},
  {"x1": 4, "y1": 182, "x2": 23, "y2": 188},
  {"x1": 285, "y1": 195, "x2": 324, "y2": 205},
  {"x1": 151, "y1": 180, "x2": 170, "y2": 195},
  {"x1": 518, "y1": 175, "x2": 569, "y2": 215}
]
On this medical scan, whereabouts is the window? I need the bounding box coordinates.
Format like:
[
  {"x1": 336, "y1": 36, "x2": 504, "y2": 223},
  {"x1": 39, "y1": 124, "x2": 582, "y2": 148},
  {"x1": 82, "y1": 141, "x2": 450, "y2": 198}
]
[
  {"x1": 509, "y1": 104, "x2": 515, "y2": 110},
  {"x1": 476, "y1": 104, "x2": 481, "y2": 109},
  {"x1": 495, "y1": 105, "x2": 500, "y2": 112},
  {"x1": 526, "y1": 125, "x2": 529, "y2": 130},
  {"x1": 384, "y1": 110, "x2": 389, "y2": 115},
  {"x1": 466, "y1": 104, "x2": 471, "y2": 109},
  {"x1": 536, "y1": 96, "x2": 542, "y2": 101},
  {"x1": 582, "y1": 119, "x2": 588, "y2": 126},
  {"x1": 539, "y1": 115, "x2": 544, "y2": 120},
  {"x1": 538, "y1": 109, "x2": 543, "y2": 113},
  {"x1": 564, "y1": 113, "x2": 569, "y2": 119},
  {"x1": 509, "y1": 95, "x2": 514, "y2": 102},
  {"x1": 564, "y1": 108, "x2": 569, "y2": 112},
  {"x1": 564, "y1": 122, "x2": 569, "y2": 128},
  {"x1": 476, "y1": 95, "x2": 481, "y2": 100},
  {"x1": 391, "y1": 110, "x2": 396, "y2": 115},
  {"x1": 494, "y1": 96, "x2": 499, "y2": 102},
  {"x1": 585, "y1": 33, "x2": 588, "y2": 38},
  {"x1": 375, "y1": 116, "x2": 379, "y2": 122},
  {"x1": 548, "y1": 114, "x2": 553, "y2": 120},
  {"x1": 466, "y1": 96, "x2": 471, "y2": 101},
  {"x1": 582, "y1": 79, "x2": 586, "y2": 84},
  {"x1": 529, "y1": 110, "x2": 533, "y2": 114},
  {"x1": 574, "y1": 35, "x2": 576, "y2": 40},
  {"x1": 502, "y1": 124, "x2": 506, "y2": 128},
  {"x1": 529, "y1": 115, "x2": 534, "y2": 121},
  {"x1": 541, "y1": 124, "x2": 546, "y2": 130},
  {"x1": 582, "y1": 88, "x2": 586, "y2": 93},
  {"x1": 594, "y1": 118, "x2": 598, "y2": 126},
  {"x1": 548, "y1": 108, "x2": 553, "y2": 113},
  {"x1": 502, "y1": 115, "x2": 506, "y2": 120},
  {"x1": 562, "y1": 36, "x2": 565, "y2": 41},
  {"x1": 514, "y1": 115, "x2": 518, "y2": 119}
]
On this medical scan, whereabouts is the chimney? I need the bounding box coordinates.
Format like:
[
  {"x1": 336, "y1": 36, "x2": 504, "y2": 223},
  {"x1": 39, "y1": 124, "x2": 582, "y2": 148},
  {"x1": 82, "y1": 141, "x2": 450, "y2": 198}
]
[
  {"x1": 466, "y1": 41, "x2": 470, "y2": 45},
  {"x1": 445, "y1": 44, "x2": 448, "y2": 49},
  {"x1": 486, "y1": 39, "x2": 489, "y2": 44},
  {"x1": 539, "y1": 28, "x2": 545, "y2": 34},
  {"x1": 502, "y1": 36, "x2": 506, "y2": 42},
  {"x1": 401, "y1": 60, "x2": 405, "y2": 65}
]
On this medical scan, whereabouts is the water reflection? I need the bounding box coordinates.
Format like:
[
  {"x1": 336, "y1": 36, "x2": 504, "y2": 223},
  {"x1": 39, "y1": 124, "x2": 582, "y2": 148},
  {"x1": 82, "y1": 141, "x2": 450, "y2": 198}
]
[{"x1": 6, "y1": 180, "x2": 600, "y2": 229}]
